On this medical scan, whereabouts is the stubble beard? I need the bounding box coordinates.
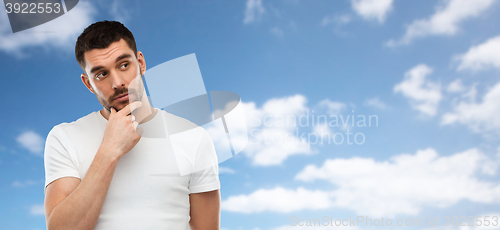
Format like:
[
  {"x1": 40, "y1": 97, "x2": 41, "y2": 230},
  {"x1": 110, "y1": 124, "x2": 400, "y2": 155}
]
[{"x1": 96, "y1": 76, "x2": 145, "y2": 113}]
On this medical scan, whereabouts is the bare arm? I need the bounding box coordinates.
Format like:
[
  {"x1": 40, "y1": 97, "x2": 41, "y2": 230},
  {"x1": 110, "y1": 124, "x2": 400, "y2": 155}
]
[
  {"x1": 44, "y1": 151, "x2": 119, "y2": 230},
  {"x1": 189, "y1": 190, "x2": 221, "y2": 230},
  {"x1": 44, "y1": 102, "x2": 142, "y2": 230}
]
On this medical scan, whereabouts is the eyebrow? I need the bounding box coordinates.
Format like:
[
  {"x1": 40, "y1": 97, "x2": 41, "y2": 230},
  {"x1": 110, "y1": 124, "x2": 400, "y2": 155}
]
[{"x1": 89, "y1": 54, "x2": 133, "y2": 74}]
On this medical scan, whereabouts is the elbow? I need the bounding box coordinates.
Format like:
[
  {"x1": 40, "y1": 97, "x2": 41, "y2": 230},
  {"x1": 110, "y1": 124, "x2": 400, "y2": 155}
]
[{"x1": 46, "y1": 214, "x2": 90, "y2": 230}]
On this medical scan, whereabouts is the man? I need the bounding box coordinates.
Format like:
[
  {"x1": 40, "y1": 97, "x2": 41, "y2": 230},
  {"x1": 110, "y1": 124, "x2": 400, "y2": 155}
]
[{"x1": 43, "y1": 20, "x2": 220, "y2": 230}]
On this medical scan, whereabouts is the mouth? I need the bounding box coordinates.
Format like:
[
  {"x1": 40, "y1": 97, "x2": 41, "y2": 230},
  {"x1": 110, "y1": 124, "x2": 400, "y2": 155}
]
[{"x1": 114, "y1": 93, "x2": 129, "y2": 102}]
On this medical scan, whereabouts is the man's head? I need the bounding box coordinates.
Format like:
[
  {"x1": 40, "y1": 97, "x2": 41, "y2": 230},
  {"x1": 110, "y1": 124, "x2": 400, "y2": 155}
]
[{"x1": 76, "y1": 20, "x2": 146, "y2": 112}]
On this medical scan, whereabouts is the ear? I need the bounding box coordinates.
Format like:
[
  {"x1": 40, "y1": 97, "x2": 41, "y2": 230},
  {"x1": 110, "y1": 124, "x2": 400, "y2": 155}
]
[
  {"x1": 137, "y1": 51, "x2": 146, "y2": 76},
  {"x1": 81, "y1": 73, "x2": 95, "y2": 94}
]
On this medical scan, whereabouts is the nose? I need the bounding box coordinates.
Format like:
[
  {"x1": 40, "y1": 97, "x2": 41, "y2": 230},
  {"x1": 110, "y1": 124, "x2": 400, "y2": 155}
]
[{"x1": 110, "y1": 71, "x2": 125, "y2": 89}]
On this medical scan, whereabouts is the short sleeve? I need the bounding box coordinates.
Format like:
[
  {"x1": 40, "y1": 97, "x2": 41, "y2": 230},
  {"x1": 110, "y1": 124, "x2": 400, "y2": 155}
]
[
  {"x1": 188, "y1": 129, "x2": 220, "y2": 194},
  {"x1": 44, "y1": 125, "x2": 81, "y2": 194}
]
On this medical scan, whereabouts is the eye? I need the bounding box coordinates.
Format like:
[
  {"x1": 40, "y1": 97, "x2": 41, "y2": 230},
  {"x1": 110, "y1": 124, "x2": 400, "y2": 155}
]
[
  {"x1": 95, "y1": 71, "x2": 107, "y2": 80},
  {"x1": 120, "y1": 63, "x2": 129, "y2": 69}
]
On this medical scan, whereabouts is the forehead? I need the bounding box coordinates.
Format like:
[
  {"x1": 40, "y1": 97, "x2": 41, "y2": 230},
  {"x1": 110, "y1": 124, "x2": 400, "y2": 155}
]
[{"x1": 83, "y1": 39, "x2": 135, "y2": 70}]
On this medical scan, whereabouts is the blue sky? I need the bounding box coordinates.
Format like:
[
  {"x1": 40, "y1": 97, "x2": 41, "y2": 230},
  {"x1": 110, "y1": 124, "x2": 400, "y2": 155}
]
[{"x1": 1, "y1": 0, "x2": 500, "y2": 229}]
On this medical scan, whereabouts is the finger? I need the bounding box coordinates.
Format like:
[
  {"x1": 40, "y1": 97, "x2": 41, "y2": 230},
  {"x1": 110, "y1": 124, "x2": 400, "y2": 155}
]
[
  {"x1": 133, "y1": 121, "x2": 139, "y2": 130},
  {"x1": 129, "y1": 101, "x2": 143, "y2": 114},
  {"x1": 119, "y1": 101, "x2": 143, "y2": 116},
  {"x1": 130, "y1": 115, "x2": 135, "y2": 122},
  {"x1": 109, "y1": 107, "x2": 117, "y2": 117}
]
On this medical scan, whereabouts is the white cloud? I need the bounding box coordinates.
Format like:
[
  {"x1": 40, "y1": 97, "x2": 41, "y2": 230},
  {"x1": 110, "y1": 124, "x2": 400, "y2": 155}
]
[
  {"x1": 244, "y1": 0, "x2": 265, "y2": 24},
  {"x1": 12, "y1": 180, "x2": 39, "y2": 188},
  {"x1": 0, "y1": 1, "x2": 95, "y2": 57},
  {"x1": 221, "y1": 147, "x2": 500, "y2": 217},
  {"x1": 16, "y1": 131, "x2": 44, "y2": 155},
  {"x1": 296, "y1": 148, "x2": 500, "y2": 217},
  {"x1": 219, "y1": 167, "x2": 236, "y2": 174},
  {"x1": 237, "y1": 95, "x2": 352, "y2": 165},
  {"x1": 456, "y1": 35, "x2": 500, "y2": 71},
  {"x1": 442, "y1": 81, "x2": 500, "y2": 134},
  {"x1": 350, "y1": 0, "x2": 394, "y2": 23},
  {"x1": 30, "y1": 204, "x2": 45, "y2": 216},
  {"x1": 312, "y1": 123, "x2": 332, "y2": 141},
  {"x1": 242, "y1": 95, "x2": 313, "y2": 166},
  {"x1": 109, "y1": 0, "x2": 131, "y2": 22},
  {"x1": 221, "y1": 187, "x2": 333, "y2": 213},
  {"x1": 447, "y1": 79, "x2": 466, "y2": 93},
  {"x1": 387, "y1": 0, "x2": 497, "y2": 46},
  {"x1": 364, "y1": 97, "x2": 388, "y2": 109},
  {"x1": 394, "y1": 64, "x2": 442, "y2": 116},
  {"x1": 458, "y1": 83, "x2": 479, "y2": 102},
  {"x1": 317, "y1": 99, "x2": 346, "y2": 115},
  {"x1": 261, "y1": 94, "x2": 308, "y2": 117},
  {"x1": 246, "y1": 127, "x2": 313, "y2": 165}
]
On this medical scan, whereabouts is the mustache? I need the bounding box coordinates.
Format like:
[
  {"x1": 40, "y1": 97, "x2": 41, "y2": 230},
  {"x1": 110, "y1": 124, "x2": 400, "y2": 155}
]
[{"x1": 109, "y1": 88, "x2": 138, "y2": 101}]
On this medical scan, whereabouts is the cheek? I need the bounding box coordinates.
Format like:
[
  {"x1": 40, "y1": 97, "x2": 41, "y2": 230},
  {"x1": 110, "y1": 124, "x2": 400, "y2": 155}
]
[
  {"x1": 95, "y1": 90, "x2": 104, "y2": 98},
  {"x1": 93, "y1": 87, "x2": 109, "y2": 99},
  {"x1": 128, "y1": 74, "x2": 142, "y2": 89},
  {"x1": 91, "y1": 82, "x2": 112, "y2": 98}
]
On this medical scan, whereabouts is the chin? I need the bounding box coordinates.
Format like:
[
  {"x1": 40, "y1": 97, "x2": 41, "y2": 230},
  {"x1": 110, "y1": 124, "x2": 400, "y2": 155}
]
[{"x1": 111, "y1": 101, "x2": 129, "y2": 111}]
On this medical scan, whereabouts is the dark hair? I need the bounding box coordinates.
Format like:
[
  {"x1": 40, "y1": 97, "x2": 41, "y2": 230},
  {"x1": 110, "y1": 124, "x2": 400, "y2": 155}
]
[{"x1": 75, "y1": 20, "x2": 137, "y2": 72}]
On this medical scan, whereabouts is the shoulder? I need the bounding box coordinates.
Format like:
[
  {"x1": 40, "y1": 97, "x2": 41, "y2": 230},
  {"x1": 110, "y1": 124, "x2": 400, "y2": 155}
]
[{"x1": 47, "y1": 111, "x2": 102, "y2": 139}]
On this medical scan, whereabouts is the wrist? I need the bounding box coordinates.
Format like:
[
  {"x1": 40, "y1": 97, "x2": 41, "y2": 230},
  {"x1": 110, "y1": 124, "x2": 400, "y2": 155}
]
[{"x1": 97, "y1": 144, "x2": 121, "y2": 164}]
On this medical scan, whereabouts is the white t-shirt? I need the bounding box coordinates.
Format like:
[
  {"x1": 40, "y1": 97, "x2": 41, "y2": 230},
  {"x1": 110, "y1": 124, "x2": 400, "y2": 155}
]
[{"x1": 44, "y1": 109, "x2": 220, "y2": 230}]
